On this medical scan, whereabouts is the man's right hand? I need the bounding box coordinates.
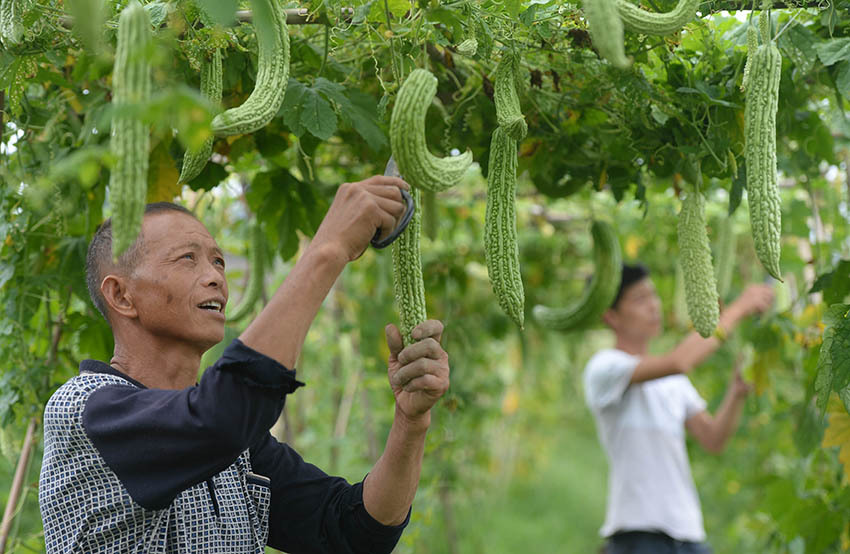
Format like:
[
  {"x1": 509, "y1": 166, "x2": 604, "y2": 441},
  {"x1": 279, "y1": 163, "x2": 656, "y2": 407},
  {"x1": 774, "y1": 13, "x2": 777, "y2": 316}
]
[
  {"x1": 312, "y1": 176, "x2": 409, "y2": 262},
  {"x1": 731, "y1": 283, "x2": 775, "y2": 317}
]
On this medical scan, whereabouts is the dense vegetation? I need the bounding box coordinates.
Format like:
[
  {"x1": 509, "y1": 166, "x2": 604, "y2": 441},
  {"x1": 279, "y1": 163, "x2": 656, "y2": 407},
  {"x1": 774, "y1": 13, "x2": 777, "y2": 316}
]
[{"x1": 1, "y1": 0, "x2": 850, "y2": 551}]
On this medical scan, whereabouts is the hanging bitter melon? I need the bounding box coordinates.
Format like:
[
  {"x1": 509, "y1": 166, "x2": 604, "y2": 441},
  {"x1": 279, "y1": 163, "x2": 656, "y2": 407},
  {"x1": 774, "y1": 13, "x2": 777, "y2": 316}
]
[
  {"x1": 180, "y1": 49, "x2": 223, "y2": 184},
  {"x1": 485, "y1": 127, "x2": 524, "y2": 328},
  {"x1": 210, "y1": 0, "x2": 289, "y2": 136},
  {"x1": 109, "y1": 1, "x2": 152, "y2": 260},
  {"x1": 392, "y1": 187, "x2": 427, "y2": 346},
  {"x1": 390, "y1": 69, "x2": 473, "y2": 193},
  {"x1": 677, "y1": 188, "x2": 719, "y2": 338},
  {"x1": 533, "y1": 220, "x2": 622, "y2": 331}
]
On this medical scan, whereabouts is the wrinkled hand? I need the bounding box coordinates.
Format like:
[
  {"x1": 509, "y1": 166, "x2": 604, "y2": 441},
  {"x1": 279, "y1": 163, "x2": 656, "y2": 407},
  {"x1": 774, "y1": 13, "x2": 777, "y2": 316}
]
[
  {"x1": 385, "y1": 320, "x2": 450, "y2": 423},
  {"x1": 733, "y1": 283, "x2": 775, "y2": 317},
  {"x1": 312, "y1": 176, "x2": 409, "y2": 262}
]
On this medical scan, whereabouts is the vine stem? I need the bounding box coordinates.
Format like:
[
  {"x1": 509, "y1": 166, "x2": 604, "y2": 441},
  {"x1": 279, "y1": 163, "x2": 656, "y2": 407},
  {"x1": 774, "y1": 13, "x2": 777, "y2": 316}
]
[{"x1": 383, "y1": 0, "x2": 401, "y2": 83}]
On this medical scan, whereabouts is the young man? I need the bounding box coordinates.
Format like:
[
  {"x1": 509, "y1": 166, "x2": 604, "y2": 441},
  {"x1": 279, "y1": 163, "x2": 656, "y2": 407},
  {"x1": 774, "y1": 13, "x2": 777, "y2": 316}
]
[
  {"x1": 584, "y1": 264, "x2": 774, "y2": 554},
  {"x1": 39, "y1": 175, "x2": 450, "y2": 553}
]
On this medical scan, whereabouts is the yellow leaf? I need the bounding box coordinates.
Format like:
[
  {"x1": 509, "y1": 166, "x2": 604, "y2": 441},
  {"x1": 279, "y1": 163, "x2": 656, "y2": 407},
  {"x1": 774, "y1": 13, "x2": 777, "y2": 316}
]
[
  {"x1": 146, "y1": 141, "x2": 181, "y2": 203},
  {"x1": 822, "y1": 397, "x2": 850, "y2": 479},
  {"x1": 501, "y1": 387, "x2": 519, "y2": 416},
  {"x1": 624, "y1": 235, "x2": 645, "y2": 259}
]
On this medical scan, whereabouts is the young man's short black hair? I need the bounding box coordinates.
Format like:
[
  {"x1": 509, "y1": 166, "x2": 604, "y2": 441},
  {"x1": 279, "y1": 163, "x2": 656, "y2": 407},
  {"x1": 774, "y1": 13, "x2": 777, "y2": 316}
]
[
  {"x1": 86, "y1": 202, "x2": 195, "y2": 322},
  {"x1": 610, "y1": 263, "x2": 650, "y2": 309}
]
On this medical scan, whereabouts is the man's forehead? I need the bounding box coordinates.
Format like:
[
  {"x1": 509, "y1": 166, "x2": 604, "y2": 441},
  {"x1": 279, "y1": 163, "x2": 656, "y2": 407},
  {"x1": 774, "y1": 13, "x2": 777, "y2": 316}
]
[{"x1": 142, "y1": 211, "x2": 220, "y2": 252}]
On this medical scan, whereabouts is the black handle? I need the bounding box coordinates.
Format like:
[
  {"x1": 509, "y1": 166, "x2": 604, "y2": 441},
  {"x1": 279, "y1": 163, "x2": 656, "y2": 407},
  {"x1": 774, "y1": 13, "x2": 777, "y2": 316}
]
[{"x1": 370, "y1": 188, "x2": 415, "y2": 249}]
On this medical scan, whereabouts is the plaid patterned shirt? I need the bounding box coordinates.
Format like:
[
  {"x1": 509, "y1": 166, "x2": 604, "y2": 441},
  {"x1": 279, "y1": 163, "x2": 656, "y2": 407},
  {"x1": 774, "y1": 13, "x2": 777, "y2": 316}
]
[{"x1": 39, "y1": 340, "x2": 407, "y2": 553}]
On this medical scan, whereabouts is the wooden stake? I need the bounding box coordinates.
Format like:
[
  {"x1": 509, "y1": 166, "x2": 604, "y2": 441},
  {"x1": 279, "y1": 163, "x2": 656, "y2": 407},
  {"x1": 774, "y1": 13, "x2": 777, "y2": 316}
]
[{"x1": 0, "y1": 418, "x2": 38, "y2": 554}]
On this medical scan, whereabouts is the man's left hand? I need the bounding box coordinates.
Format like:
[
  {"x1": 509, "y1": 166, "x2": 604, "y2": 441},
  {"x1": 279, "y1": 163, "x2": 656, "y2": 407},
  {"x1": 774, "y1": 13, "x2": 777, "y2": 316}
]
[{"x1": 385, "y1": 320, "x2": 450, "y2": 424}]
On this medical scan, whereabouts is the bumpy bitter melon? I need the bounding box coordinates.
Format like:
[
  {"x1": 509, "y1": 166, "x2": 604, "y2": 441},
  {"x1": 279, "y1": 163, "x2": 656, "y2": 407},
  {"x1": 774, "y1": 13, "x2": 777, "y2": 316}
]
[
  {"x1": 584, "y1": 0, "x2": 630, "y2": 69},
  {"x1": 109, "y1": 0, "x2": 152, "y2": 260},
  {"x1": 493, "y1": 51, "x2": 528, "y2": 141},
  {"x1": 533, "y1": 220, "x2": 622, "y2": 331},
  {"x1": 744, "y1": 39, "x2": 782, "y2": 280},
  {"x1": 210, "y1": 0, "x2": 289, "y2": 136},
  {"x1": 179, "y1": 49, "x2": 223, "y2": 184},
  {"x1": 677, "y1": 188, "x2": 719, "y2": 338},
  {"x1": 616, "y1": 0, "x2": 699, "y2": 36},
  {"x1": 485, "y1": 127, "x2": 524, "y2": 328},
  {"x1": 390, "y1": 69, "x2": 473, "y2": 193},
  {"x1": 392, "y1": 187, "x2": 427, "y2": 346}
]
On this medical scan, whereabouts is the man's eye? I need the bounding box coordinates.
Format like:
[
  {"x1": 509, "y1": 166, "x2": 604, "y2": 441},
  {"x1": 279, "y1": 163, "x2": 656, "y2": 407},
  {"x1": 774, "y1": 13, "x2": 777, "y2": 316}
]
[
  {"x1": 181, "y1": 253, "x2": 195, "y2": 261},
  {"x1": 215, "y1": 258, "x2": 225, "y2": 267}
]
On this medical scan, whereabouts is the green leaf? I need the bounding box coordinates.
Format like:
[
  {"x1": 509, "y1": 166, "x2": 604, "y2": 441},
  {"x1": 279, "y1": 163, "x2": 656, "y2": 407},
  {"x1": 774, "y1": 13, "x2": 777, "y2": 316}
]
[
  {"x1": 196, "y1": 0, "x2": 238, "y2": 26},
  {"x1": 342, "y1": 90, "x2": 388, "y2": 151},
  {"x1": 386, "y1": 0, "x2": 410, "y2": 19},
  {"x1": 837, "y1": 61, "x2": 850, "y2": 101},
  {"x1": 815, "y1": 304, "x2": 849, "y2": 414},
  {"x1": 280, "y1": 79, "x2": 308, "y2": 136},
  {"x1": 300, "y1": 89, "x2": 338, "y2": 140},
  {"x1": 810, "y1": 260, "x2": 850, "y2": 304},
  {"x1": 144, "y1": 1, "x2": 170, "y2": 27},
  {"x1": 778, "y1": 23, "x2": 819, "y2": 74},
  {"x1": 829, "y1": 307, "x2": 850, "y2": 390},
  {"x1": 814, "y1": 38, "x2": 850, "y2": 66}
]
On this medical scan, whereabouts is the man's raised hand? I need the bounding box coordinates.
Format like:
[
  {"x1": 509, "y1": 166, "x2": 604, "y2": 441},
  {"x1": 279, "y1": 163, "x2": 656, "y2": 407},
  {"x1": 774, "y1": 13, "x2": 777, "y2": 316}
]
[
  {"x1": 312, "y1": 176, "x2": 409, "y2": 262},
  {"x1": 385, "y1": 320, "x2": 450, "y2": 425}
]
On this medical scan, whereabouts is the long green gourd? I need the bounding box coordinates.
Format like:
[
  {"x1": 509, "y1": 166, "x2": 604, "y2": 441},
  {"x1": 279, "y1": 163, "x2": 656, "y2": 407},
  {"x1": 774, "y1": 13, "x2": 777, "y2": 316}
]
[
  {"x1": 584, "y1": 0, "x2": 630, "y2": 69},
  {"x1": 485, "y1": 127, "x2": 524, "y2": 328},
  {"x1": 392, "y1": 187, "x2": 426, "y2": 346},
  {"x1": 110, "y1": 1, "x2": 151, "y2": 260},
  {"x1": 390, "y1": 69, "x2": 473, "y2": 193},
  {"x1": 744, "y1": 38, "x2": 782, "y2": 280},
  {"x1": 493, "y1": 52, "x2": 527, "y2": 142},
  {"x1": 714, "y1": 216, "x2": 736, "y2": 301},
  {"x1": 533, "y1": 220, "x2": 622, "y2": 331},
  {"x1": 228, "y1": 222, "x2": 266, "y2": 322},
  {"x1": 677, "y1": 188, "x2": 719, "y2": 338},
  {"x1": 741, "y1": 23, "x2": 758, "y2": 92},
  {"x1": 210, "y1": 0, "x2": 289, "y2": 136},
  {"x1": 616, "y1": 0, "x2": 699, "y2": 36},
  {"x1": 179, "y1": 49, "x2": 223, "y2": 184}
]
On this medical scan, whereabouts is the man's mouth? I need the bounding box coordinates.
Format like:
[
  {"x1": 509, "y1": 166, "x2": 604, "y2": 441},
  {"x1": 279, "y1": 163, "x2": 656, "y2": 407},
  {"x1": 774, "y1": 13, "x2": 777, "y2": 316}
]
[{"x1": 197, "y1": 300, "x2": 224, "y2": 312}]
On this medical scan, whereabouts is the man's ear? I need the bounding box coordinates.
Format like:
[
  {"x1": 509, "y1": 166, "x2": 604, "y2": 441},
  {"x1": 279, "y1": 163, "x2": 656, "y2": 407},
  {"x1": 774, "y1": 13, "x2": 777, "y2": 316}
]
[
  {"x1": 601, "y1": 308, "x2": 617, "y2": 329},
  {"x1": 101, "y1": 274, "x2": 138, "y2": 320}
]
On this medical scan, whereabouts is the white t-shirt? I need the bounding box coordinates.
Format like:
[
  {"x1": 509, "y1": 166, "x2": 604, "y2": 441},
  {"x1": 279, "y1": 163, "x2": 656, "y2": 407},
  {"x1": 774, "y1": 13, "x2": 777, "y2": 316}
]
[{"x1": 583, "y1": 348, "x2": 708, "y2": 542}]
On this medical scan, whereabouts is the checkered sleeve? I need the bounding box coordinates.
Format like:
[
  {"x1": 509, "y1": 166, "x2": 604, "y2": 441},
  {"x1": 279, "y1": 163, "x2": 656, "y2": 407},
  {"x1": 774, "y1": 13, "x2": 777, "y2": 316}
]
[{"x1": 81, "y1": 339, "x2": 303, "y2": 510}]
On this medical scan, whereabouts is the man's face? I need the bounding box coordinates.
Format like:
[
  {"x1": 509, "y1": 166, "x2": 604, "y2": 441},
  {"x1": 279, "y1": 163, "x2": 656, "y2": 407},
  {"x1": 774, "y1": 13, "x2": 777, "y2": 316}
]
[
  {"x1": 124, "y1": 211, "x2": 229, "y2": 351},
  {"x1": 608, "y1": 277, "x2": 662, "y2": 339}
]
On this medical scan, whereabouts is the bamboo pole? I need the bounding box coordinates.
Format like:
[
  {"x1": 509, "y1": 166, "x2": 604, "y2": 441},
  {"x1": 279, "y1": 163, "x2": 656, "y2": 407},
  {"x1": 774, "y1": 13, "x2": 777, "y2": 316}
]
[
  {"x1": 0, "y1": 418, "x2": 38, "y2": 554},
  {"x1": 59, "y1": 7, "x2": 355, "y2": 28}
]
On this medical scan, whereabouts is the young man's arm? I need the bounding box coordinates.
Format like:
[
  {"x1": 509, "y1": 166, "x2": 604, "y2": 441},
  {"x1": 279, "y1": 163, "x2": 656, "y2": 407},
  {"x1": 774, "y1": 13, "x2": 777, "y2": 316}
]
[
  {"x1": 239, "y1": 176, "x2": 407, "y2": 368},
  {"x1": 630, "y1": 284, "x2": 774, "y2": 384},
  {"x1": 685, "y1": 367, "x2": 751, "y2": 453}
]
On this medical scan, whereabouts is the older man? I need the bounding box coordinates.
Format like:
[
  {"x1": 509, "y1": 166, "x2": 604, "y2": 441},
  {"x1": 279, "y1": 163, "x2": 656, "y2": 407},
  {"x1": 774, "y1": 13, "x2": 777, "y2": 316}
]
[{"x1": 39, "y1": 175, "x2": 450, "y2": 553}]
